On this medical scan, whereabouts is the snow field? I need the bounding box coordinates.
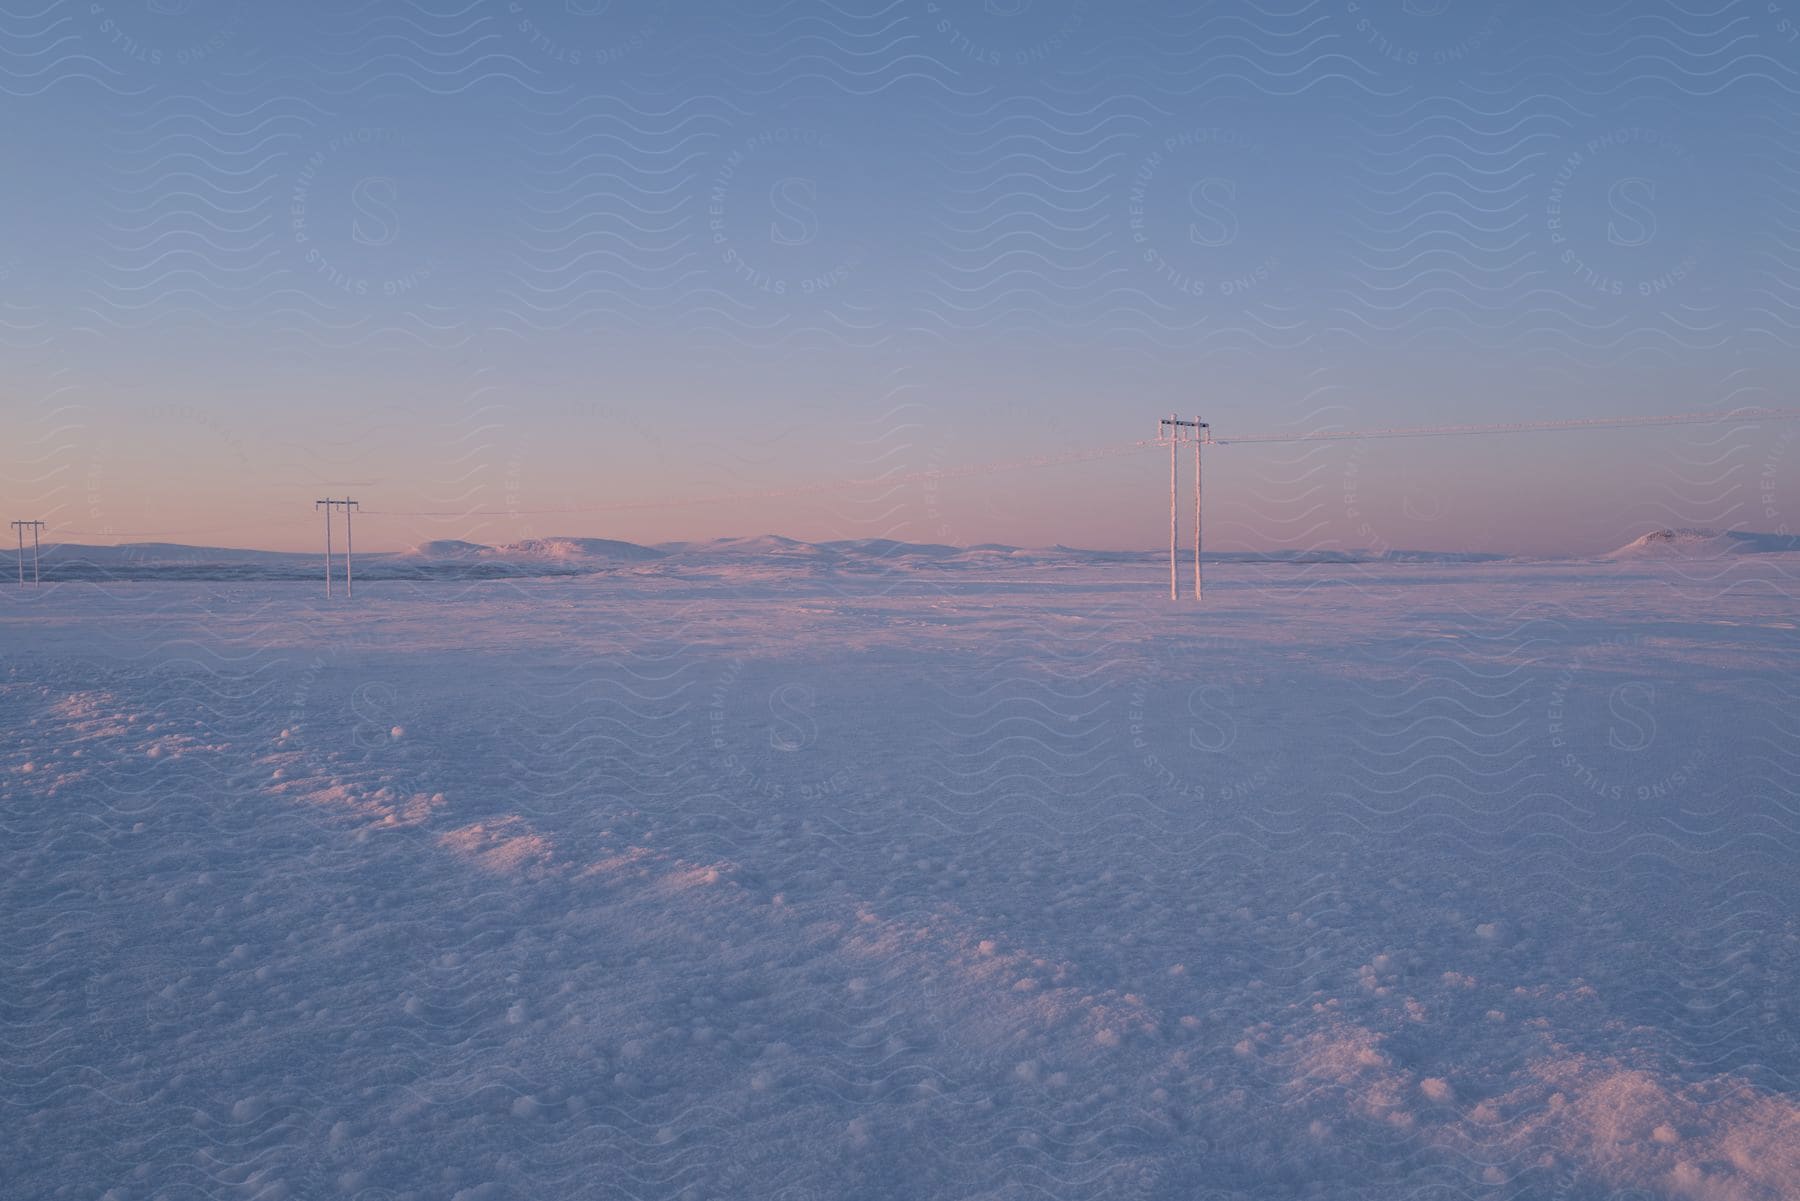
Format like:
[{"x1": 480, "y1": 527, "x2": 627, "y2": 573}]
[{"x1": 3, "y1": 558, "x2": 1799, "y2": 1199}]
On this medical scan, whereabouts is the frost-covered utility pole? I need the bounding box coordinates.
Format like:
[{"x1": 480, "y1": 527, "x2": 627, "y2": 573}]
[
  {"x1": 1168, "y1": 418, "x2": 1177, "y2": 600},
  {"x1": 1194, "y1": 427, "x2": 1204, "y2": 600},
  {"x1": 344, "y1": 499, "x2": 358, "y2": 598},
  {"x1": 10, "y1": 520, "x2": 44, "y2": 587},
  {"x1": 315, "y1": 498, "x2": 359, "y2": 599},
  {"x1": 1158, "y1": 418, "x2": 1207, "y2": 601},
  {"x1": 317, "y1": 499, "x2": 334, "y2": 597}
]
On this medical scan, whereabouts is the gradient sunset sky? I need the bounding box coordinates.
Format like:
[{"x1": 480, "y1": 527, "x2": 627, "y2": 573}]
[{"x1": 3, "y1": 1, "x2": 1797, "y2": 555}]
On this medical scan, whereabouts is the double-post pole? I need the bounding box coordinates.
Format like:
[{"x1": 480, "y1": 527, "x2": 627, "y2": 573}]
[
  {"x1": 314, "y1": 499, "x2": 360, "y2": 599},
  {"x1": 10, "y1": 520, "x2": 45, "y2": 587},
  {"x1": 1158, "y1": 417, "x2": 1207, "y2": 602}
]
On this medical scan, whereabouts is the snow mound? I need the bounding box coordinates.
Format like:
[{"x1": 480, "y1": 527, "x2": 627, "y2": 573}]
[
  {"x1": 816, "y1": 538, "x2": 963, "y2": 558},
  {"x1": 661, "y1": 534, "x2": 823, "y2": 558},
  {"x1": 407, "y1": 540, "x2": 489, "y2": 559},
  {"x1": 491, "y1": 538, "x2": 664, "y2": 562},
  {"x1": 408, "y1": 537, "x2": 662, "y2": 562},
  {"x1": 1604, "y1": 528, "x2": 1800, "y2": 559}
]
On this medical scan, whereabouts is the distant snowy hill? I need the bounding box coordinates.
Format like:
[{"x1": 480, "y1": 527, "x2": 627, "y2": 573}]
[
  {"x1": 400, "y1": 538, "x2": 666, "y2": 564},
  {"x1": 29, "y1": 543, "x2": 323, "y2": 581},
  {"x1": 498, "y1": 538, "x2": 665, "y2": 562},
  {"x1": 1603, "y1": 528, "x2": 1800, "y2": 559},
  {"x1": 28, "y1": 540, "x2": 637, "y2": 582},
  {"x1": 19, "y1": 531, "x2": 1791, "y2": 582},
  {"x1": 656, "y1": 535, "x2": 832, "y2": 560}
]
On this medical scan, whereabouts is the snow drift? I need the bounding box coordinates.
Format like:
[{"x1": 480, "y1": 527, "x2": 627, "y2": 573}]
[{"x1": 1603, "y1": 527, "x2": 1800, "y2": 559}]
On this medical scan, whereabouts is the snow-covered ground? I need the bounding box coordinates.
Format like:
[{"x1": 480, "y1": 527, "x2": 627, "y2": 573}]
[{"x1": 5, "y1": 555, "x2": 1799, "y2": 1200}]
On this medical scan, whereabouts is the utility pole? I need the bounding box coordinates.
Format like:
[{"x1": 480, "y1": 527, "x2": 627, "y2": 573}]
[
  {"x1": 344, "y1": 499, "x2": 358, "y2": 597},
  {"x1": 314, "y1": 498, "x2": 360, "y2": 599},
  {"x1": 1193, "y1": 420, "x2": 1206, "y2": 601},
  {"x1": 1157, "y1": 418, "x2": 1208, "y2": 602},
  {"x1": 1168, "y1": 415, "x2": 1177, "y2": 601},
  {"x1": 317, "y1": 500, "x2": 334, "y2": 597},
  {"x1": 10, "y1": 520, "x2": 44, "y2": 587}
]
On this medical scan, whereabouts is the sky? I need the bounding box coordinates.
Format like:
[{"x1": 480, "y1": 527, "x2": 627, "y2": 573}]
[{"x1": 3, "y1": 0, "x2": 1798, "y2": 555}]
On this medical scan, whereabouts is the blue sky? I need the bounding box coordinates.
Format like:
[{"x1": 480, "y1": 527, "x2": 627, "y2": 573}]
[{"x1": 3, "y1": 0, "x2": 1797, "y2": 553}]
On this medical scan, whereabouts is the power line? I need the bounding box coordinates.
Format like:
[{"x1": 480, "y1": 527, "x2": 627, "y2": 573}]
[
  {"x1": 353, "y1": 404, "x2": 1800, "y2": 520},
  {"x1": 355, "y1": 441, "x2": 1160, "y2": 519},
  {"x1": 1212, "y1": 405, "x2": 1800, "y2": 446},
  {"x1": 30, "y1": 406, "x2": 1797, "y2": 540},
  {"x1": 52, "y1": 525, "x2": 287, "y2": 539}
]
